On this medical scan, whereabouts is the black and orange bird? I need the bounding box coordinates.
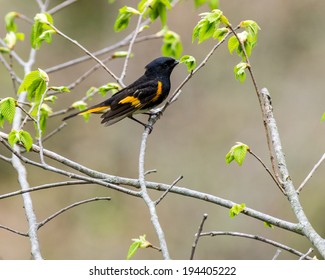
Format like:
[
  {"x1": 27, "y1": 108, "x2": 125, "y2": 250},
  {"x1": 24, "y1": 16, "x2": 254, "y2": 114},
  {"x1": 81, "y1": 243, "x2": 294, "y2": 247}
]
[{"x1": 63, "y1": 57, "x2": 179, "y2": 129}]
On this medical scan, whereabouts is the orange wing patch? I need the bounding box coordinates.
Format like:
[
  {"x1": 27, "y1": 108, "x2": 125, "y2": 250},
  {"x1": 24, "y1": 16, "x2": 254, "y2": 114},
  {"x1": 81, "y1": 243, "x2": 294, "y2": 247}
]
[
  {"x1": 152, "y1": 81, "x2": 162, "y2": 102},
  {"x1": 118, "y1": 96, "x2": 141, "y2": 108},
  {"x1": 79, "y1": 106, "x2": 110, "y2": 115}
]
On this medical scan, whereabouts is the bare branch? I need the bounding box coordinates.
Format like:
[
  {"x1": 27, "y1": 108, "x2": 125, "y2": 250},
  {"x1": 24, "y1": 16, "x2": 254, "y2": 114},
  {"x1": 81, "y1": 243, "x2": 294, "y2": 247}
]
[
  {"x1": 248, "y1": 149, "x2": 285, "y2": 194},
  {"x1": 47, "y1": 0, "x2": 78, "y2": 15},
  {"x1": 0, "y1": 224, "x2": 28, "y2": 237},
  {"x1": 272, "y1": 249, "x2": 282, "y2": 260},
  {"x1": 200, "y1": 231, "x2": 314, "y2": 260},
  {"x1": 138, "y1": 125, "x2": 170, "y2": 259},
  {"x1": 155, "y1": 175, "x2": 183, "y2": 206},
  {"x1": 46, "y1": 22, "x2": 121, "y2": 84},
  {"x1": 190, "y1": 213, "x2": 208, "y2": 260},
  {"x1": 38, "y1": 197, "x2": 111, "y2": 229},
  {"x1": 297, "y1": 153, "x2": 325, "y2": 194}
]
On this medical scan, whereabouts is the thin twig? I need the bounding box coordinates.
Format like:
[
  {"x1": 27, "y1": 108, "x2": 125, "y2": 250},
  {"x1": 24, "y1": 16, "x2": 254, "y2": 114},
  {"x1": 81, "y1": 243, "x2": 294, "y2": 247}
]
[
  {"x1": 46, "y1": 22, "x2": 121, "y2": 84},
  {"x1": 272, "y1": 248, "x2": 282, "y2": 260},
  {"x1": 190, "y1": 213, "x2": 208, "y2": 260},
  {"x1": 119, "y1": 3, "x2": 149, "y2": 83},
  {"x1": 15, "y1": 103, "x2": 37, "y2": 123},
  {"x1": 47, "y1": 0, "x2": 79, "y2": 14},
  {"x1": 37, "y1": 197, "x2": 111, "y2": 229},
  {"x1": 155, "y1": 175, "x2": 183, "y2": 206},
  {"x1": 200, "y1": 231, "x2": 314, "y2": 260},
  {"x1": 297, "y1": 153, "x2": 325, "y2": 194},
  {"x1": 299, "y1": 248, "x2": 314, "y2": 260},
  {"x1": 44, "y1": 32, "x2": 161, "y2": 74},
  {"x1": 248, "y1": 149, "x2": 285, "y2": 194},
  {"x1": 0, "y1": 180, "x2": 90, "y2": 200},
  {"x1": 0, "y1": 224, "x2": 28, "y2": 237},
  {"x1": 42, "y1": 122, "x2": 67, "y2": 142}
]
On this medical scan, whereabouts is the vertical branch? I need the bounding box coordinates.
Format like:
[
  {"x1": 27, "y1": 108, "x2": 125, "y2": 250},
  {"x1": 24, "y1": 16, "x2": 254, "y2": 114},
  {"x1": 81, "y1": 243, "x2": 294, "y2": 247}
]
[
  {"x1": 10, "y1": 48, "x2": 43, "y2": 259},
  {"x1": 261, "y1": 88, "x2": 325, "y2": 258},
  {"x1": 138, "y1": 125, "x2": 170, "y2": 260}
]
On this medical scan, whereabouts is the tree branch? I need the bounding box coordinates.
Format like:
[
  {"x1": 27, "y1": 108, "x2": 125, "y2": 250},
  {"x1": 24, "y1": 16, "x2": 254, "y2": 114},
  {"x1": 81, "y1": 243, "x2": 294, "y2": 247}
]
[{"x1": 200, "y1": 231, "x2": 314, "y2": 260}]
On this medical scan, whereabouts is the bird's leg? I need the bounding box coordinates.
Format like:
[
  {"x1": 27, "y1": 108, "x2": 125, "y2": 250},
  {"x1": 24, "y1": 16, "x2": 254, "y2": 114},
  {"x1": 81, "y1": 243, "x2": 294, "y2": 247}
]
[{"x1": 128, "y1": 116, "x2": 153, "y2": 134}]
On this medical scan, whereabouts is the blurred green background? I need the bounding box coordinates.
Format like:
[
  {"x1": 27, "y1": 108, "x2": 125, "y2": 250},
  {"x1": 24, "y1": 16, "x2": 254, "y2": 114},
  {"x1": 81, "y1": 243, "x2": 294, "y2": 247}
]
[{"x1": 0, "y1": 0, "x2": 324, "y2": 259}]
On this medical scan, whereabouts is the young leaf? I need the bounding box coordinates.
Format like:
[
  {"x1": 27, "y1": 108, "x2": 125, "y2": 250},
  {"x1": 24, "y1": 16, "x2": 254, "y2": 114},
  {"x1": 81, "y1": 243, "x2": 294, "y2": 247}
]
[
  {"x1": 229, "y1": 203, "x2": 246, "y2": 218},
  {"x1": 36, "y1": 103, "x2": 52, "y2": 134},
  {"x1": 0, "y1": 97, "x2": 16, "y2": 124},
  {"x1": 228, "y1": 35, "x2": 239, "y2": 54},
  {"x1": 234, "y1": 62, "x2": 248, "y2": 83},
  {"x1": 225, "y1": 142, "x2": 249, "y2": 166},
  {"x1": 161, "y1": 30, "x2": 183, "y2": 58},
  {"x1": 180, "y1": 55, "x2": 196, "y2": 72},
  {"x1": 18, "y1": 69, "x2": 48, "y2": 102},
  {"x1": 71, "y1": 100, "x2": 89, "y2": 121},
  {"x1": 213, "y1": 27, "x2": 229, "y2": 41},
  {"x1": 98, "y1": 83, "x2": 121, "y2": 96},
  {"x1": 240, "y1": 20, "x2": 261, "y2": 41},
  {"x1": 127, "y1": 234, "x2": 152, "y2": 260},
  {"x1": 5, "y1": 11, "x2": 19, "y2": 32},
  {"x1": 192, "y1": 9, "x2": 225, "y2": 43},
  {"x1": 127, "y1": 241, "x2": 141, "y2": 260},
  {"x1": 8, "y1": 129, "x2": 33, "y2": 151},
  {"x1": 19, "y1": 130, "x2": 33, "y2": 151},
  {"x1": 49, "y1": 86, "x2": 70, "y2": 93},
  {"x1": 30, "y1": 13, "x2": 54, "y2": 49},
  {"x1": 8, "y1": 130, "x2": 20, "y2": 147},
  {"x1": 114, "y1": 6, "x2": 140, "y2": 32}
]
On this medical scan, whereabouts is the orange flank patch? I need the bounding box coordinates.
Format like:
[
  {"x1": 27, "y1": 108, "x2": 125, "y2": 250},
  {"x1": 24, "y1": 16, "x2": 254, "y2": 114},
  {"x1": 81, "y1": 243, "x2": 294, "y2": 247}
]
[
  {"x1": 152, "y1": 81, "x2": 162, "y2": 102},
  {"x1": 118, "y1": 96, "x2": 141, "y2": 107},
  {"x1": 79, "y1": 106, "x2": 110, "y2": 115}
]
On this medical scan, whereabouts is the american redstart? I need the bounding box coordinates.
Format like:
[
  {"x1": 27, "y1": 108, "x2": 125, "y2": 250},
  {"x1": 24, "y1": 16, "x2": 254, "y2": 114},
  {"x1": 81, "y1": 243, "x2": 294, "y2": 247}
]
[{"x1": 63, "y1": 57, "x2": 179, "y2": 129}]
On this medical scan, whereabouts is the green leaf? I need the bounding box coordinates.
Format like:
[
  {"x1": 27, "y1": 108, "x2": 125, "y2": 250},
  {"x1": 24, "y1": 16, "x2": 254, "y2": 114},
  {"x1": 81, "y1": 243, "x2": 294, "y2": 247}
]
[
  {"x1": 30, "y1": 13, "x2": 54, "y2": 49},
  {"x1": 192, "y1": 9, "x2": 225, "y2": 43},
  {"x1": 114, "y1": 6, "x2": 139, "y2": 32},
  {"x1": 44, "y1": 95, "x2": 58, "y2": 103},
  {"x1": 228, "y1": 35, "x2": 239, "y2": 54},
  {"x1": 139, "y1": 0, "x2": 172, "y2": 26},
  {"x1": 127, "y1": 241, "x2": 140, "y2": 260},
  {"x1": 18, "y1": 69, "x2": 48, "y2": 102},
  {"x1": 127, "y1": 235, "x2": 151, "y2": 260},
  {"x1": 240, "y1": 20, "x2": 261, "y2": 41},
  {"x1": 5, "y1": 11, "x2": 19, "y2": 32},
  {"x1": 8, "y1": 129, "x2": 33, "y2": 151},
  {"x1": 49, "y1": 86, "x2": 70, "y2": 93},
  {"x1": 264, "y1": 221, "x2": 274, "y2": 228},
  {"x1": 19, "y1": 130, "x2": 33, "y2": 151},
  {"x1": 98, "y1": 83, "x2": 121, "y2": 96},
  {"x1": 213, "y1": 27, "x2": 229, "y2": 41},
  {"x1": 72, "y1": 100, "x2": 89, "y2": 121},
  {"x1": 8, "y1": 130, "x2": 20, "y2": 147},
  {"x1": 0, "y1": 97, "x2": 16, "y2": 124},
  {"x1": 234, "y1": 62, "x2": 248, "y2": 83},
  {"x1": 0, "y1": 47, "x2": 10, "y2": 54},
  {"x1": 229, "y1": 203, "x2": 246, "y2": 218},
  {"x1": 161, "y1": 30, "x2": 183, "y2": 58},
  {"x1": 180, "y1": 55, "x2": 196, "y2": 72},
  {"x1": 225, "y1": 142, "x2": 249, "y2": 166}
]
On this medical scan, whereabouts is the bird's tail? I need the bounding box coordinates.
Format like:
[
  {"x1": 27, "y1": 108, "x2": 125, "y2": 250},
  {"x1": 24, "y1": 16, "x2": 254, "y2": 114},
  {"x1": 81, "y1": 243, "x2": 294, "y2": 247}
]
[{"x1": 62, "y1": 103, "x2": 110, "y2": 121}]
